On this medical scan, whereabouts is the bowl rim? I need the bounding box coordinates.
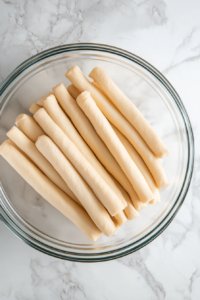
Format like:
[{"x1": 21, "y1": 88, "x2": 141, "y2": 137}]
[{"x1": 0, "y1": 43, "x2": 194, "y2": 262}]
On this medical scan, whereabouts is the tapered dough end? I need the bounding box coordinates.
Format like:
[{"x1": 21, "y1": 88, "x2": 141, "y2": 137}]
[
  {"x1": 159, "y1": 179, "x2": 170, "y2": 189},
  {"x1": 67, "y1": 84, "x2": 81, "y2": 99},
  {"x1": 15, "y1": 114, "x2": 45, "y2": 143},
  {"x1": 29, "y1": 103, "x2": 41, "y2": 114},
  {"x1": 76, "y1": 91, "x2": 91, "y2": 104},
  {"x1": 4, "y1": 137, "x2": 33, "y2": 162},
  {"x1": 44, "y1": 94, "x2": 57, "y2": 104},
  {"x1": 124, "y1": 205, "x2": 139, "y2": 220},
  {"x1": 65, "y1": 65, "x2": 82, "y2": 79},
  {"x1": 0, "y1": 140, "x2": 12, "y2": 154},
  {"x1": 113, "y1": 211, "x2": 127, "y2": 227},
  {"x1": 1, "y1": 139, "x2": 22, "y2": 155},
  {"x1": 15, "y1": 114, "x2": 26, "y2": 126},
  {"x1": 89, "y1": 67, "x2": 101, "y2": 80},
  {"x1": 37, "y1": 92, "x2": 53, "y2": 106},
  {"x1": 156, "y1": 148, "x2": 170, "y2": 158},
  {"x1": 134, "y1": 201, "x2": 148, "y2": 211},
  {"x1": 5, "y1": 139, "x2": 17, "y2": 147},
  {"x1": 52, "y1": 83, "x2": 65, "y2": 92}
]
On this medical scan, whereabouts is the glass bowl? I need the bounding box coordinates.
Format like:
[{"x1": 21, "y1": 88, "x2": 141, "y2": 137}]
[{"x1": 0, "y1": 43, "x2": 194, "y2": 262}]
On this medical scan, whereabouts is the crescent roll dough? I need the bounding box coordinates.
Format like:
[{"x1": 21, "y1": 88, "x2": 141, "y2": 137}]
[
  {"x1": 89, "y1": 67, "x2": 169, "y2": 158},
  {"x1": 53, "y1": 83, "x2": 146, "y2": 211},
  {"x1": 6, "y1": 126, "x2": 79, "y2": 204},
  {"x1": 15, "y1": 114, "x2": 45, "y2": 143},
  {"x1": 36, "y1": 135, "x2": 117, "y2": 236},
  {"x1": 0, "y1": 141, "x2": 102, "y2": 241},
  {"x1": 65, "y1": 66, "x2": 169, "y2": 189},
  {"x1": 34, "y1": 108, "x2": 126, "y2": 216},
  {"x1": 76, "y1": 91, "x2": 154, "y2": 203}
]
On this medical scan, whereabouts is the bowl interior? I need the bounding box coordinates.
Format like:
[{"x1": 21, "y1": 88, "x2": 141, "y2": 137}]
[{"x1": 0, "y1": 49, "x2": 190, "y2": 257}]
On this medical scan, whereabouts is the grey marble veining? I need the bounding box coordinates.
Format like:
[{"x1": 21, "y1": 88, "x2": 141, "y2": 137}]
[{"x1": 0, "y1": 0, "x2": 200, "y2": 299}]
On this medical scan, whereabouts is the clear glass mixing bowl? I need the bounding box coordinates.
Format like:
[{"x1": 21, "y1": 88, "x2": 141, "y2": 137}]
[{"x1": 0, "y1": 43, "x2": 194, "y2": 262}]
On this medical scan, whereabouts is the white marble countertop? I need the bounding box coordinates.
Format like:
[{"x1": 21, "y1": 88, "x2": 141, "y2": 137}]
[{"x1": 0, "y1": 0, "x2": 200, "y2": 299}]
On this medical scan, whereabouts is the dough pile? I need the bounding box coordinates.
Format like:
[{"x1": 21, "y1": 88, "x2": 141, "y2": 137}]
[{"x1": 0, "y1": 65, "x2": 169, "y2": 241}]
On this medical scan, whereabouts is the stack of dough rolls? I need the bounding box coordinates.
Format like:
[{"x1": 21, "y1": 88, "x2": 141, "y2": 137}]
[
  {"x1": 89, "y1": 67, "x2": 169, "y2": 158},
  {"x1": 76, "y1": 91, "x2": 154, "y2": 204},
  {"x1": 29, "y1": 98, "x2": 138, "y2": 222},
  {"x1": 53, "y1": 83, "x2": 147, "y2": 211},
  {"x1": 0, "y1": 140, "x2": 102, "y2": 241},
  {"x1": 36, "y1": 94, "x2": 134, "y2": 224},
  {"x1": 0, "y1": 65, "x2": 169, "y2": 241},
  {"x1": 66, "y1": 84, "x2": 160, "y2": 204},
  {"x1": 12, "y1": 112, "x2": 124, "y2": 231},
  {"x1": 65, "y1": 66, "x2": 169, "y2": 190},
  {"x1": 15, "y1": 114, "x2": 45, "y2": 143},
  {"x1": 35, "y1": 135, "x2": 117, "y2": 236},
  {"x1": 6, "y1": 125, "x2": 79, "y2": 204},
  {"x1": 33, "y1": 107, "x2": 126, "y2": 217}
]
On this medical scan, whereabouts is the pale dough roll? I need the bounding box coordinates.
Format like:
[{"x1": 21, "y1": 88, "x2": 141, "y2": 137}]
[
  {"x1": 65, "y1": 66, "x2": 169, "y2": 189},
  {"x1": 77, "y1": 91, "x2": 154, "y2": 203},
  {"x1": 36, "y1": 135, "x2": 117, "y2": 236},
  {"x1": 42, "y1": 94, "x2": 127, "y2": 209},
  {"x1": 29, "y1": 103, "x2": 41, "y2": 114},
  {"x1": 5, "y1": 139, "x2": 31, "y2": 160},
  {"x1": 67, "y1": 84, "x2": 80, "y2": 99},
  {"x1": 37, "y1": 92, "x2": 53, "y2": 106},
  {"x1": 0, "y1": 141, "x2": 102, "y2": 241},
  {"x1": 111, "y1": 125, "x2": 160, "y2": 204},
  {"x1": 6, "y1": 126, "x2": 79, "y2": 204},
  {"x1": 113, "y1": 211, "x2": 127, "y2": 227},
  {"x1": 149, "y1": 198, "x2": 158, "y2": 205},
  {"x1": 89, "y1": 67, "x2": 169, "y2": 158},
  {"x1": 67, "y1": 82, "x2": 105, "y2": 99},
  {"x1": 34, "y1": 108, "x2": 126, "y2": 216},
  {"x1": 15, "y1": 114, "x2": 45, "y2": 143},
  {"x1": 53, "y1": 83, "x2": 147, "y2": 211}
]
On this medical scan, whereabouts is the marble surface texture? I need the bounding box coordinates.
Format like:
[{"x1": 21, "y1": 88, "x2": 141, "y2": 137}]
[{"x1": 0, "y1": 0, "x2": 200, "y2": 299}]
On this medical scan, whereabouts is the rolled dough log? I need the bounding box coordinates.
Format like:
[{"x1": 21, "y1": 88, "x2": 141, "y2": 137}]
[
  {"x1": 67, "y1": 84, "x2": 80, "y2": 99},
  {"x1": 5, "y1": 139, "x2": 31, "y2": 160},
  {"x1": 112, "y1": 210, "x2": 127, "y2": 227},
  {"x1": 29, "y1": 103, "x2": 41, "y2": 114},
  {"x1": 0, "y1": 141, "x2": 102, "y2": 241},
  {"x1": 65, "y1": 66, "x2": 169, "y2": 189},
  {"x1": 77, "y1": 91, "x2": 154, "y2": 203},
  {"x1": 34, "y1": 108, "x2": 126, "y2": 216},
  {"x1": 42, "y1": 94, "x2": 128, "y2": 221},
  {"x1": 6, "y1": 126, "x2": 79, "y2": 204},
  {"x1": 37, "y1": 92, "x2": 53, "y2": 106},
  {"x1": 111, "y1": 125, "x2": 160, "y2": 204},
  {"x1": 53, "y1": 83, "x2": 145, "y2": 211},
  {"x1": 36, "y1": 135, "x2": 117, "y2": 236},
  {"x1": 15, "y1": 114, "x2": 45, "y2": 143},
  {"x1": 89, "y1": 67, "x2": 169, "y2": 158}
]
